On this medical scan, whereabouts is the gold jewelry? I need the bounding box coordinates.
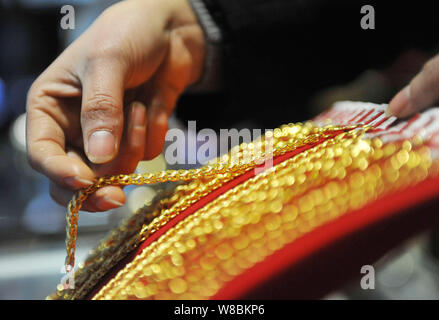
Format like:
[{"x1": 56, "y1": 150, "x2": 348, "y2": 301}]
[{"x1": 51, "y1": 122, "x2": 436, "y2": 300}]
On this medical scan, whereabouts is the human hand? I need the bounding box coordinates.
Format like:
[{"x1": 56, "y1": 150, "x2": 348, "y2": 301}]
[
  {"x1": 26, "y1": 0, "x2": 205, "y2": 211},
  {"x1": 388, "y1": 53, "x2": 439, "y2": 118}
]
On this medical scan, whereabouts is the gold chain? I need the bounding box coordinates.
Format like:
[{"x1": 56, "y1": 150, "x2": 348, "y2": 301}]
[
  {"x1": 55, "y1": 123, "x2": 373, "y2": 298},
  {"x1": 64, "y1": 124, "x2": 364, "y2": 271},
  {"x1": 51, "y1": 120, "x2": 439, "y2": 300}
]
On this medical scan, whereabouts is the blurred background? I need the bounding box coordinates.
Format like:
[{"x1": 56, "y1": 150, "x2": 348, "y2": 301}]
[{"x1": 0, "y1": 0, "x2": 439, "y2": 300}]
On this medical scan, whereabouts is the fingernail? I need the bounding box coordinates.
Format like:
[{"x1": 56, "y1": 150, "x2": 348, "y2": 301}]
[
  {"x1": 131, "y1": 102, "x2": 146, "y2": 129},
  {"x1": 64, "y1": 176, "x2": 94, "y2": 188},
  {"x1": 87, "y1": 130, "x2": 116, "y2": 164},
  {"x1": 97, "y1": 196, "x2": 124, "y2": 210},
  {"x1": 156, "y1": 109, "x2": 168, "y2": 125},
  {"x1": 388, "y1": 85, "x2": 411, "y2": 117}
]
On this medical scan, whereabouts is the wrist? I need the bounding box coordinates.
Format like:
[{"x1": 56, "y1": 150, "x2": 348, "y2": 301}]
[{"x1": 186, "y1": 0, "x2": 223, "y2": 92}]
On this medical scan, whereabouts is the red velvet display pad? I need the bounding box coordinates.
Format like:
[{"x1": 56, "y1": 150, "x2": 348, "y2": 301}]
[{"x1": 88, "y1": 104, "x2": 439, "y2": 300}]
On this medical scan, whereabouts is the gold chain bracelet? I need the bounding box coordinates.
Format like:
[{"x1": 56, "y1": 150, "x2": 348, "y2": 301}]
[{"x1": 64, "y1": 124, "x2": 369, "y2": 282}]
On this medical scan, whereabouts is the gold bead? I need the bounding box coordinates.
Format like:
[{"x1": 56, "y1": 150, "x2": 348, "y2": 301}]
[{"x1": 168, "y1": 278, "x2": 188, "y2": 294}]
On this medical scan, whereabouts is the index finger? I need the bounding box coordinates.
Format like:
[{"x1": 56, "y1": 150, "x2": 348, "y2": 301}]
[{"x1": 388, "y1": 55, "x2": 439, "y2": 117}]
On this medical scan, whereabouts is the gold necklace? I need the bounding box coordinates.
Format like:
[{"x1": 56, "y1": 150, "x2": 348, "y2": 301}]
[
  {"x1": 57, "y1": 121, "x2": 439, "y2": 300},
  {"x1": 59, "y1": 123, "x2": 363, "y2": 299},
  {"x1": 65, "y1": 124, "x2": 359, "y2": 268}
]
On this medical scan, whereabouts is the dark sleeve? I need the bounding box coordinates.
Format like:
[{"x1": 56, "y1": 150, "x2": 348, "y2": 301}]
[{"x1": 177, "y1": 0, "x2": 439, "y2": 129}]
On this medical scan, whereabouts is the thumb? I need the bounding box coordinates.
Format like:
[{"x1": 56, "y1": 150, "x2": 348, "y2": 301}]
[
  {"x1": 388, "y1": 56, "x2": 439, "y2": 117},
  {"x1": 81, "y1": 61, "x2": 126, "y2": 164}
]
